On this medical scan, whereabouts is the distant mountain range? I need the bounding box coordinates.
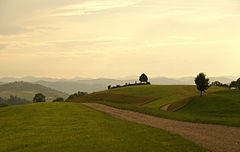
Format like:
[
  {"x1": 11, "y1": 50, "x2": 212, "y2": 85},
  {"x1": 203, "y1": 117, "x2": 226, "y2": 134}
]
[
  {"x1": 0, "y1": 81, "x2": 68, "y2": 101},
  {"x1": 0, "y1": 76, "x2": 237, "y2": 94}
]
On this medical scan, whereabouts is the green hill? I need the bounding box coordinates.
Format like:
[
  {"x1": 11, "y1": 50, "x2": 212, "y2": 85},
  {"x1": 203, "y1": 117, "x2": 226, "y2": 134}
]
[
  {"x1": 0, "y1": 81, "x2": 68, "y2": 102},
  {"x1": 72, "y1": 85, "x2": 238, "y2": 126},
  {"x1": 71, "y1": 91, "x2": 157, "y2": 105},
  {"x1": 175, "y1": 90, "x2": 240, "y2": 126},
  {"x1": 76, "y1": 85, "x2": 226, "y2": 108},
  {"x1": 0, "y1": 103, "x2": 207, "y2": 152}
]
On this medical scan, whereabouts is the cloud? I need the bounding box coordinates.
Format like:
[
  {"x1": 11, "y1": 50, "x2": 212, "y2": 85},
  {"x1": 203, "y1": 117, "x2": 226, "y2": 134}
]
[
  {"x1": 0, "y1": 44, "x2": 7, "y2": 50},
  {"x1": 168, "y1": 36, "x2": 196, "y2": 40},
  {"x1": 142, "y1": 38, "x2": 240, "y2": 48},
  {"x1": 48, "y1": 37, "x2": 127, "y2": 45},
  {"x1": 0, "y1": 25, "x2": 32, "y2": 35},
  {"x1": 51, "y1": 0, "x2": 141, "y2": 16}
]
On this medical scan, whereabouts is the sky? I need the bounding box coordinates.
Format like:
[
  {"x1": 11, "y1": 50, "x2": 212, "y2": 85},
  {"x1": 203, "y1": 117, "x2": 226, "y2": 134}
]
[{"x1": 0, "y1": 0, "x2": 240, "y2": 78}]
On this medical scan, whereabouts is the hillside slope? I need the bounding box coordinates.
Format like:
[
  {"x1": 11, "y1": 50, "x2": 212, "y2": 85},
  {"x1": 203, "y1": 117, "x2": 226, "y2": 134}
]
[
  {"x1": 175, "y1": 90, "x2": 240, "y2": 126},
  {"x1": 0, "y1": 103, "x2": 207, "y2": 152},
  {"x1": 72, "y1": 85, "x2": 238, "y2": 126},
  {"x1": 76, "y1": 85, "x2": 227, "y2": 108},
  {"x1": 0, "y1": 81, "x2": 68, "y2": 101}
]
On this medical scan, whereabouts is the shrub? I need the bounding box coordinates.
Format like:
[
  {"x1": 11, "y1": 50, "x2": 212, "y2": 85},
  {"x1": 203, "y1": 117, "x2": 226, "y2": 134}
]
[
  {"x1": 66, "y1": 91, "x2": 88, "y2": 101},
  {"x1": 53, "y1": 97, "x2": 64, "y2": 102},
  {"x1": 33, "y1": 93, "x2": 46, "y2": 102}
]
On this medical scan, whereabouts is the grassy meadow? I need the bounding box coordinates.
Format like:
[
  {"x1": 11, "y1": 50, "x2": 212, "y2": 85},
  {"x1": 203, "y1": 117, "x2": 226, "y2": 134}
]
[
  {"x1": 0, "y1": 102, "x2": 207, "y2": 152},
  {"x1": 107, "y1": 85, "x2": 226, "y2": 108},
  {"x1": 71, "y1": 85, "x2": 240, "y2": 126},
  {"x1": 176, "y1": 90, "x2": 240, "y2": 126}
]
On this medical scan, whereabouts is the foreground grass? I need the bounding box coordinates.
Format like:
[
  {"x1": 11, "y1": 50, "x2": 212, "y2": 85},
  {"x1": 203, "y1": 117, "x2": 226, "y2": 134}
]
[{"x1": 0, "y1": 102, "x2": 207, "y2": 152}]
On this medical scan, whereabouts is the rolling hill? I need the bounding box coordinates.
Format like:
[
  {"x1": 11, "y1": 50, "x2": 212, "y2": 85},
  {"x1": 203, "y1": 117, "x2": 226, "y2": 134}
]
[
  {"x1": 75, "y1": 85, "x2": 226, "y2": 108},
  {"x1": 0, "y1": 81, "x2": 68, "y2": 102},
  {"x1": 71, "y1": 85, "x2": 239, "y2": 126},
  {"x1": 175, "y1": 90, "x2": 240, "y2": 126},
  {"x1": 0, "y1": 102, "x2": 207, "y2": 152},
  {"x1": 35, "y1": 80, "x2": 107, "y2": 94}
]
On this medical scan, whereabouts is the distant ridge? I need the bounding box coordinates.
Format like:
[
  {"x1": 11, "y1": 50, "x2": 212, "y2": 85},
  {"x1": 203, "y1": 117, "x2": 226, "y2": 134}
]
[
  {"x1": 0, "y1": 81, "x2": 68, "y2": 101},
  {"x1": 0, "y1": 76, "x2": 237, "y2": 93}
]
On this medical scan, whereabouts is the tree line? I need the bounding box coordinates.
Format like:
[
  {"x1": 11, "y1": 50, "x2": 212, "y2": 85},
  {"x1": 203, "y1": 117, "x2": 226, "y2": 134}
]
[
  {"x1": 32, "y1": 91, "x2": 88, "y2": 103},
  {"x1": 195, "y1": 73, "x2": 240, "y2": 96},
  {"x1": 0, "y1": 95, "x2": 30, "y2": 106}
]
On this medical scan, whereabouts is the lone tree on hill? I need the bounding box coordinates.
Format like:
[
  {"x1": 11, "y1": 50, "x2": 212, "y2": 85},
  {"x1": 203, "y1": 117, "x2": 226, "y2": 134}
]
[
  {"x1": 195, "y1": 73, "x2": 210, "y2": 96},
  {"x1": 139, "y1": 73, "x2": 148, "y2": 83},
  {"x1": 33, "y1": 93, "x2": 46, "y2": 102}
]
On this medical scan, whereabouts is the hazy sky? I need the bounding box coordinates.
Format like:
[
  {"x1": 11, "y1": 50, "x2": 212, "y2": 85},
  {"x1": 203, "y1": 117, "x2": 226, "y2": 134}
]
[{"x1": 0, "y1": 0, "x2": 240, "y2": 78}]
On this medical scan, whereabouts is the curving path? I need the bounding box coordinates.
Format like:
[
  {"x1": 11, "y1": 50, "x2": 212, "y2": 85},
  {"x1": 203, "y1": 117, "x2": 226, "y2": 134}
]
[
  {"x1": 161, "y1": 103, "x2": 171, "y2": 111},
  {"x1": 82, "y1": 103, "x2": 240, "y2": 152}
]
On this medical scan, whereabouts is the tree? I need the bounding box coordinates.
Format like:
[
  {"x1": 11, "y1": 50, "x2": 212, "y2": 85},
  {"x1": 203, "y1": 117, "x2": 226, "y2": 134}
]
[
  {"x1": 0, "y1": 97, "x2": 4, "y2": 103},
  {"x1": 139, "y1": 73, "x2": 148, "y2": 83},
  {"x1": 195, "y1": 73, "x2": 210, "y2": 96},
  {"x1": 236, "y1": 78, "x2": 240, "y2": 89},
  {"x1": 5, "y1": 95, "x2": 30, "y2": 105},
  {"x1": 53, "y1": 97, "x2": 64, "y2": 102},
  {"x1": 107, "y1": 85, "x2": 111, "y2": 90},
  {"x1": 33, "y1": 93, "x2": 46, "y2": 102},
  {"x1": 230, "y1": 81, "x2": 237, "y2": 88}
]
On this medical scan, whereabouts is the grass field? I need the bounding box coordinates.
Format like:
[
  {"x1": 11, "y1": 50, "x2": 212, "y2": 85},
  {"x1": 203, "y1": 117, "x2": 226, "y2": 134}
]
[
  {"x1": 176, "y1": 90, "x2": 240, "y2": 126},
  {"x1": 71, "y1": 91, "x2": 157, "y2": 105},
  {"x1": 106, "y1": 85, "x2": 226, "y2": 108},
  {"x1": 72, "y1": 85, "x2": 240, "y2": 126},
  {"x1": 0, "y1": 102, "x2": 207, "y2": 152}
]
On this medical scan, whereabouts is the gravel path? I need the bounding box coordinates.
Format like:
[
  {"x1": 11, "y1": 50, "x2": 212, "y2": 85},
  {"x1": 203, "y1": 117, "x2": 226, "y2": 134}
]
[
  {"x1": 82, "y1": 103, "x2": 240, "y2": 152},
  {"x1": 161, "y1": 103, "x2": 171, "y2": 111}
]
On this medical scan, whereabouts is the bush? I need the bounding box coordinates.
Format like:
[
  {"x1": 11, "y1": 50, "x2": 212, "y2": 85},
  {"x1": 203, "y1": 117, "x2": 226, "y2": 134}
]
[
  {"x1": 33, "y1": 93, "x2": 46, "y2": 103},
  {"x1": 0, "y1": 102, "x2": 8, "y2": 107},
  {"x1": 211, "y1": 81, "x2": 229, "y2": 88},
  {"x1": 66, "y1": 91, "x2": 88, "y2": 101},
  {"x1": 53, "y1": 97, "x2": 64, "y2": 102}
]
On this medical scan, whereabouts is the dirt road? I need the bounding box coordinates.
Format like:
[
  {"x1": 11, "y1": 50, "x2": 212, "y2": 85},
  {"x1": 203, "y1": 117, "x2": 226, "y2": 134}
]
[{"x1": 82, "y1": 103, "x2": 240, "y2": 152}]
